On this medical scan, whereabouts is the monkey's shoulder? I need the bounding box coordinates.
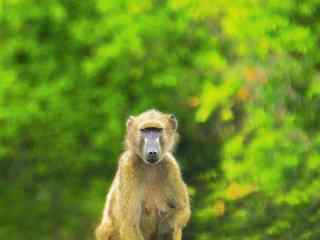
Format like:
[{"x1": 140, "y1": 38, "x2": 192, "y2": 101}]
[{"x1": 117, "y1": 151, "x2": 136, "y2": 170}]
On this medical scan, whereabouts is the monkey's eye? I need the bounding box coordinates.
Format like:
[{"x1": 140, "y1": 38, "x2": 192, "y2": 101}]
[{"x1": 140, "y1": 127, "x2": 163, "y2": 133}]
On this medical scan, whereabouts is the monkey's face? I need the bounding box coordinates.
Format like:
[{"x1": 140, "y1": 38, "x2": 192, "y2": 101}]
[
  {"x1": 140, "y1": 127, "x2": 163, "y2": 164},
  {"x1": 125, "y1": 109, "x2": 178, "y2": 165}
]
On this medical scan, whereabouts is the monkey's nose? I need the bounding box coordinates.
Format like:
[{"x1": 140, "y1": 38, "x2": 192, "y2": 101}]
[
  {"x1": 148, "y1": 151, "x2": 157, "y2": 156},
  {"x1": 147, "y1": 151, "x2": 158, "y2": 163}
]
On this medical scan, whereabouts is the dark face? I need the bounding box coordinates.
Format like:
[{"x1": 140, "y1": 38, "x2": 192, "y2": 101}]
[{"x1": 140, "y1": 127, "x2": 163, "y2": 164}]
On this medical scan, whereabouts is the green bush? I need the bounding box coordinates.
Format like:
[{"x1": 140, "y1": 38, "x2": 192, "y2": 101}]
[{"x1": 1, "y1": 0, "x2": 320, "y2": 239}]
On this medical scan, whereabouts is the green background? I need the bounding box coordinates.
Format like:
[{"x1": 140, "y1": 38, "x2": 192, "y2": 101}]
[{"x1": 1, "y1": 0, "x2": 320, "y2": 239}]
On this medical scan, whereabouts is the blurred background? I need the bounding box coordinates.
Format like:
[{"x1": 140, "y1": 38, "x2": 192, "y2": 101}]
[{"x1": 1, "y1": 0, "x2": 320, "y2": 239}]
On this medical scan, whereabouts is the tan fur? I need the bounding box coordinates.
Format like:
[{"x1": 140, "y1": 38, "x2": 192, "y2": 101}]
[{"x1": 95, "y1": 109, "x2": 190, "y2": 240}]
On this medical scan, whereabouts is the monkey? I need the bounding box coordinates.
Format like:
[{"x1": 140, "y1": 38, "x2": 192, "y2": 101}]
[{"x1": 95, "y1": 109, "x2": 190, "y2": 240}]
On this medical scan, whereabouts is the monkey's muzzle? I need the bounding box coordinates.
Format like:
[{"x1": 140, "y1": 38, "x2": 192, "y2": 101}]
[{"x1": 146, "y1": 150, "x2": 159, "y2": 163}]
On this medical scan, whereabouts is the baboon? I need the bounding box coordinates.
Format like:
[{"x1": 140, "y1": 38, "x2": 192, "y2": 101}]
[{"x1": 95, "y1": 109, "x2": 190, "y2": 240}]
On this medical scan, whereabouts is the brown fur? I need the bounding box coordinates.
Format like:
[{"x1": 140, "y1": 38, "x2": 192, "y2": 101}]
[{"x1": 95, "y1": 109, "x2": 190, "y2": 240}]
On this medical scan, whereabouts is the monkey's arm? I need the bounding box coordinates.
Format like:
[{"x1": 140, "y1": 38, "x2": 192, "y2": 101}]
[
  {"x1": 172, "y1": 181, "x2": 190, "y2": 240},
  {"x1": 95, "y1": 175, "x2": 118, "y2": 240},
  {"x1": 118, "y1": 154, "x2": 144, "y2": 240},
  {"x1": 167, "y1": 154, "x2": 191, "y2": 227},
  {"x1": 163, "y1": 154, "x2": 191, "y2": 240}
]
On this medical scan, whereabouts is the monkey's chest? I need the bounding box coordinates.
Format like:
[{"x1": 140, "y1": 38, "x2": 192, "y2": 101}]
[{"x1": 140, "y1": 186, "x2": 172, "y2": 239}]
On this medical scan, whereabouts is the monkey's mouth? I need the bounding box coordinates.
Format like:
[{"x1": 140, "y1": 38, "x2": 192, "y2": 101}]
[{"x1": 146, "y1": 155, "x2": 160, "y2": 164}]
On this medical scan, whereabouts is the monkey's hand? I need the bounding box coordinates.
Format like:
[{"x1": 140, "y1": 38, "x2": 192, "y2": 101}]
[
  {"x1": 156, "y1": 201, "x2": 190, "y2": 240},
  {"x1": 173, "y1": 204, "x2": 191, "y2": 230}
]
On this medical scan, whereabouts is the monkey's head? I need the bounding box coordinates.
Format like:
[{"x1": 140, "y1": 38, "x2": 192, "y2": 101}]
[{"x1": 125, "y1": 109, "x2": 178, "y2": 165}]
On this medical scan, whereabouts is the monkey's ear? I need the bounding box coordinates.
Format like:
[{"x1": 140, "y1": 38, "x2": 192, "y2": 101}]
[
  {"x1": 169, "y1": 114, "x2": 178, "y2": 130},
  {"x1": 127, "y1": 116, "x2": 135, "y2": 129}
]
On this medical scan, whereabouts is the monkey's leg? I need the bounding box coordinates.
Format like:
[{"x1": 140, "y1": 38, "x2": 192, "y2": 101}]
[
  {"x1": 155, "y1": 210, "x2": 176, "y2": 240},
  {"x1": 156, "y1": 232, "x2": 173, "y2": 240},
  {"x1": 155, "y1": 225, "x2": 173, "y2": 240}
]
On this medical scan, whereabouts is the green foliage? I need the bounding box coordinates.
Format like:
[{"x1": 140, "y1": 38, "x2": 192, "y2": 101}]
[
  {"x1": 1, "y1": 0, "x2": 320, "y2": 239},
  {"x1": 194, "y1": 0, "x2": 320, "y2": 239}
]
